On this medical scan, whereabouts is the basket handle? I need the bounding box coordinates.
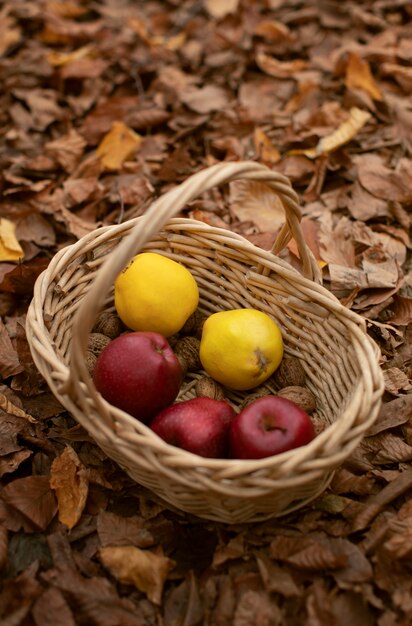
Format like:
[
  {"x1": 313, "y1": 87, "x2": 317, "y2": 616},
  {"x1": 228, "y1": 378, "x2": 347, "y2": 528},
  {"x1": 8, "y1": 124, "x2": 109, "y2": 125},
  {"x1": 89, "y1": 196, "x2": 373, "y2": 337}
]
[{"x1": 65, "y1": 161, "x2": 321, "y2": 395}]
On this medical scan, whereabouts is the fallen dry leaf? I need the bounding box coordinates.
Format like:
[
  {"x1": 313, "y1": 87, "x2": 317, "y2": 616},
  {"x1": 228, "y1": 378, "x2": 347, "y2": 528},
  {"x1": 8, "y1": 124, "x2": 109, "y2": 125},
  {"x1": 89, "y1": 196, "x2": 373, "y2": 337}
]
[
  {"x1": 0, "y1": 319, "x2": 23, "y2": 379},
  {"x1": 0, "y1": 218, "x2": 24, "y2": 262},
  {"x1": 254, "y1": 128, "x2": 281, "y2": 164},
  {"x1": 205, "y1": 0, "x2": 239, "y2": 19},
  {"x1": 229, "y1": 180, "x2": 286, "y2": 233},
  {"x1": 345, "y1": 51, "x2": 383, "y2": 101},
  {"x1": 99, "y1": 545, "x2": 174, "y2": 605},
  {"x1": 0, "y1": 7, "x2": 21, "y2": 57},
  {"x1": 180, "y1": 85, "x2": 230, "y2": 114},
  {"x1": 45, "y1": 129, "x2": 87, "y2": 173},
  {"x1": 50, "y1": 446, "x2": 89, "y2": 529},
  {"x1": 1, "y1": 475, "x2": 57, "y2": 531},
  {"x1": 292, "y1": 107, "x2": 371, "y2": 158},
  {"x1": 96, "y1": 121, "x2": 142, "y2": 171},
  {"x1": 254, "y1": 19, "x2": 294, "y2": 42},
  {"x1": 256, "y1": 52, "x2": 307, "y2": 78}
]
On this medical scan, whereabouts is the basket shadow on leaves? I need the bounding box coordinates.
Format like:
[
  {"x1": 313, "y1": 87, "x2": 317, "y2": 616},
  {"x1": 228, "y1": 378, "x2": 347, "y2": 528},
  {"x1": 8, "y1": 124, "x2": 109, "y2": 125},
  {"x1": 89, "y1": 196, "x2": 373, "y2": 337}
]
[{"x1": 26, "y1": 161, "x2": 384, "y2": 524}]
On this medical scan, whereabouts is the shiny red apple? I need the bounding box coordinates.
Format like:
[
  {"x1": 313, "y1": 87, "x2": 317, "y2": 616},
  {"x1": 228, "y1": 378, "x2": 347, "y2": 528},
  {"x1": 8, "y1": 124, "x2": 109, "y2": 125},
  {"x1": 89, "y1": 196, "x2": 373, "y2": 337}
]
[
  {"x1": 150, "y1": 397, "x2": 236, "y2": 458},
  {"x1": 229, "y1": 395, "x2": 315, "y2": 459},
  {"x1": 93, "y1": 331, "x2": 182, "y2": 423}
]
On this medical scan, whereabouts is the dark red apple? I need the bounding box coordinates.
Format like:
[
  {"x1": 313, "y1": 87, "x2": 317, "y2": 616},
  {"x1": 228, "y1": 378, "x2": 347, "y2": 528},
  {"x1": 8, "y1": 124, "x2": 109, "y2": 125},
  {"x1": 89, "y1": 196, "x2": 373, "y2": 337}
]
[
  {"x1": 229, "y1": 395, "x2": 315, "y2": 459},
  {"x1": 150, "y1": 397, "x2": 236, "y2": 458},
  {"x1": 93, "y1": 331, "x2": 182, "y2": 423}
]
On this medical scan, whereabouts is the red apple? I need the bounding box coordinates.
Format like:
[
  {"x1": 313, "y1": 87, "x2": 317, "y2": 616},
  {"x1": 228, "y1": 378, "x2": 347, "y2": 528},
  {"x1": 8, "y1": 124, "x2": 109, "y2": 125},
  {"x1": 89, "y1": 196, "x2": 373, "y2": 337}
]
[
  {"x1": 150, "y1": 397, "x2": 236, "y2": 458},
  {"x1": 93, "y1": 331, "x2": 182, "y2": 423},
  {"x1": 229, "y1": 395, "x2": 315, "y2": 459}
]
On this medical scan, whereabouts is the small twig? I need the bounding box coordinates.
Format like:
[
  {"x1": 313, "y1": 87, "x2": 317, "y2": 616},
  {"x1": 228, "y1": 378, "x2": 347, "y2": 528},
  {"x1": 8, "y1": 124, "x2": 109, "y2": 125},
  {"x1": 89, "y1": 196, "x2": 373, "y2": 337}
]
[{"x1": 351, "y1": 468, "x2": 412, "y2": 533}]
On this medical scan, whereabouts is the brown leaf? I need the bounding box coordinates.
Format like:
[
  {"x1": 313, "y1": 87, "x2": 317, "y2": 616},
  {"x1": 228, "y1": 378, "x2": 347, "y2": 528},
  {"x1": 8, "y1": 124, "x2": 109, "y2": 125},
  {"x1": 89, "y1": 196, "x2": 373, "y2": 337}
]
[
  {"x1": 96, "y1": 121, "x2": 142, "y2": 171},
  {"x1": 0, "y1": 562, "x2": 42, "y2": 625},
  {"x1": 81, "y1": 96, "x2": 141, "y2": 144},
  {"x1": 11, "y1": 88, "x2": 64, "y2": 131},
  {"x1": 59, "y1": 57, "x2": 109, "y2": 80},
  {"x1": 1, "y1": 475, "x2": 57, "y2": 531},
  {"x1": 43, "y1": 564, "x2": 147, "y2": 626},
  {"x1": 256, "y1": 52, "x2": 307, "y2": 78},
  {"x1": 0, "y1": 319, "x2": 22, "y2": 379},
  {"x1": 97, "y1": 510, "x2": 154, "y2": 549},
  {"x1": 99, "y1": 545, "x2": 174, "y2": 605},
  {"x1": 0, "y1": 449, "x2": 32, "y2": 479},
  {"x1": 254, "y1": 128, "x2": 281, "y2": 164},
  {"x1": 45, "y1": 129, "x2": 87, "y2": 173},
  {"x1": 384, "y1": 526, "x2": 412, "y2": 561},
  {"x1": 50, "y1": 446, "x2": 89, "y2": 530},
  {"x1": 32, "y1": 586, "x2": 76, "y2": 626},
  {"x1": 0, "y1": 8, "x2": 21, "y2": 56},
  {"x1": 361, "y1": 432, "x2": 412, "y2": 465},
  {"x1": 285, "y1": 542, "x2": 347, "y2": 571},
  {"x1": 239, "y1": 77, "x2": 292, "y2": 122},
  {"x1": 180, "y1": 85, "x2": 230, "y2": 114},
  {"x1": 346, "y1": 181, "x2": 390, "y2": 221},
  {"x1": 0, "y1": 525, "x2": 8, "y2": 570},
  {"x1": 256, "y1": 554, "x2": 301, "y2": 597},
  {"x1": 318, "y1": 217, "x2": 356, "y2": 268},
  {"x1": 233, "y1": 590, "x2": 280, "y2": 626},
  {"x1": 387, "y1": 295, "x2": 412, "y2": 326},
  {"x1": 383, "y1": 367, "x2": 411, "y2": 395},
  {"x1": 355, "y1": 154, "x2": 412, "y2": 203},
  {"x1": 205, "y1": 0, "x2": 239, "y2": 18},
  {"x1": 345, "y1": 51, "x2": 383, "y2": 101},
  {"x1": 212, "y1": 534, "x2": 245, "y2": 568},
  {"x1": 0, "y1": 258, "x2": 50, "y2": 295},
  {"x1": 254, "y1": 19, "x2": 294, "y2": 42},
  {"x1": 367, "y1": 394, "x2": 412, "y2": 436},
  {"x1": 229, "y1": 180, "x2": 285, "y2": 233}
]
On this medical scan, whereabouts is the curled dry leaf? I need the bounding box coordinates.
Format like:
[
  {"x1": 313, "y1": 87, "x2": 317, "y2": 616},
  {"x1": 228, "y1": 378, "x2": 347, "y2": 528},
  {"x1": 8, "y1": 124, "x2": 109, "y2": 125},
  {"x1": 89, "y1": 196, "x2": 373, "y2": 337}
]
[
  {"x1": 292, "y1": 107, "x2": 371, "y2": 159},
  {"x1": 99, "y1": 545, "x2": 174, "y2": 605},
  {"x1": 96, "y1": 121, "x2": 142, "y2": 171},
  {"x1": 345, "y1": 51, "x2": 383, "y2": 101},
  {"x1": 50, "y1": 446, "x2": 89, "y2": 530},
  {"x1": 256, "y1": 52, "x2": 307, "y2": 78},
  {"x1": 0, "y1": 218, "x2": 24, "y2": 262}
]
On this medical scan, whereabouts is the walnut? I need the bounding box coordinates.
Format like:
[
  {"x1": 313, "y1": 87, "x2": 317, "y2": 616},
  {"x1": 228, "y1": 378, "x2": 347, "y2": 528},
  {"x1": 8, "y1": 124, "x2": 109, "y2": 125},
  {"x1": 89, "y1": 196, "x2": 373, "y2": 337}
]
[
  {"x1": 195, "y1": 376, "x2": 225, "y2": 400},
  {"x1": 92, "y1": 311, "x2": 123, "y2": 339},
  {"x1": 239, "y1": 390, "x2": 269, "y2": 409},
  {"x1": 86, "y1": 351, "x2": 97, "y2": 376},
  {"x1": 277, "y1": 386, "x2": 316, "y2": 414},
  {"x1": 272, "y1": 357, "x2": 306, "y2": 389},
  {"x1": 88, "y1": 332, "x2": 111, "y2": 357},
  {"x1": 180, "y1": 309, "x2": 208, "y2": 338},
  {"x1": 173, "y1": 336, "x2": 201, "y2": 377}
]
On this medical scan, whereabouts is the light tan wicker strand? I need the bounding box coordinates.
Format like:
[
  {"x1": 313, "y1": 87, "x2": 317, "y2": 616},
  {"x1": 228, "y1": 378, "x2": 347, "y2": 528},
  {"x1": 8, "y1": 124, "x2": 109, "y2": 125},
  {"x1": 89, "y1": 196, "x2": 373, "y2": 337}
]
[{"x1": 26, "y1": 161, "x2": 385, "y2": 523}]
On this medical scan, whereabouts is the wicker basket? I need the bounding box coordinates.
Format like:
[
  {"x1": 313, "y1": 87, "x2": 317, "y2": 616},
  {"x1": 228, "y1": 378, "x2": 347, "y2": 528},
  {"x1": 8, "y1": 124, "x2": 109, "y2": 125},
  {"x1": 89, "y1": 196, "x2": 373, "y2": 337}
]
[{"x1": 26, "y1": 161, "x2": 384, "y2": 524}]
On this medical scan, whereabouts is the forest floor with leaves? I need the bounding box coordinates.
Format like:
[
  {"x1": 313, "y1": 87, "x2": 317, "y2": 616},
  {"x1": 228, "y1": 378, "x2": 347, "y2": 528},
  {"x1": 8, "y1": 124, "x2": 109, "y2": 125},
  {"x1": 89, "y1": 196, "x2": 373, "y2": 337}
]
[{"x1": 1, "y1": 1, "x2": 412, "y2": 625}]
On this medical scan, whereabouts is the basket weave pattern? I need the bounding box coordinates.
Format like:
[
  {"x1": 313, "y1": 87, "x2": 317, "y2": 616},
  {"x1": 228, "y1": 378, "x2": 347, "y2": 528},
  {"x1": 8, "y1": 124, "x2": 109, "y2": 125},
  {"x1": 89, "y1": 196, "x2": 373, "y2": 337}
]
[{"x1": 26, "y1": 162, "x2": 384, "y2": 523}]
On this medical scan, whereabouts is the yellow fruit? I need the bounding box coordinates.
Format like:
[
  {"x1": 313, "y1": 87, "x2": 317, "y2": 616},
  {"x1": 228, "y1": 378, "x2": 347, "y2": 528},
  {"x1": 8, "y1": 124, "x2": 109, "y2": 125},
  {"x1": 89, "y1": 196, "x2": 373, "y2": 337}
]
[
  {"x1": 114, "y1": 252, "x2": 199, "y2": 337},
  {"x1": 199, "y1": 308, "x2": 283, "y2": 391}
]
